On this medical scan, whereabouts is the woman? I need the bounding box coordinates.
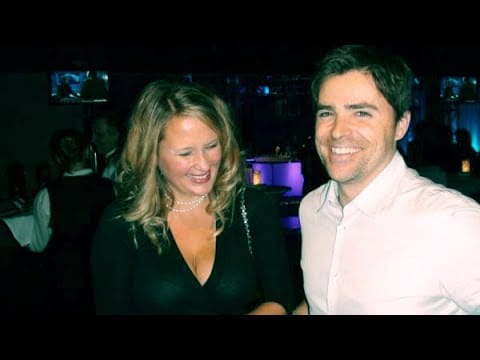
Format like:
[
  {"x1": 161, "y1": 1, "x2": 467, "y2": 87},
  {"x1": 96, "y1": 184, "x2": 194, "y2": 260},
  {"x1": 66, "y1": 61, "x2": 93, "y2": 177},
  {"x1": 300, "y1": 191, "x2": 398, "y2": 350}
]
[{"x1": 91, "y1": 80, "x2": 295, "y2": 315}]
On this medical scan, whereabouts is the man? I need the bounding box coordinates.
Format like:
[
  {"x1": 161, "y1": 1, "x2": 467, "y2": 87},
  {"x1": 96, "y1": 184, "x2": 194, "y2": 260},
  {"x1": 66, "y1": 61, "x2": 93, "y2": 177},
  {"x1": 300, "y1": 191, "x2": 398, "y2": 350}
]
[
  {"x1": 91, "y1": 111, "x2": 123, "y2": 183},
  {"x1": 81, "y1": 71, "x2": 108, "y2": 101},
  {"x1": 294, "y1": 45, "x2": 480, "y2": 315}
]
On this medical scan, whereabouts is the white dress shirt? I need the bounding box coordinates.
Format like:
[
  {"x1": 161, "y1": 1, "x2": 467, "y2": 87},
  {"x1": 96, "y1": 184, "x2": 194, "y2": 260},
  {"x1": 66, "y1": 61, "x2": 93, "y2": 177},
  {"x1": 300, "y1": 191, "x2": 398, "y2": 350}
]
[
  {"x1": 101, "y1": 148, "x2": 119, "y2": 182},
  {"x1": 299, "y1": 151, "x2": 480, "y2": 315},
  {"x1": 30, "y1": 168, "x2": 94, "y2": 252}
]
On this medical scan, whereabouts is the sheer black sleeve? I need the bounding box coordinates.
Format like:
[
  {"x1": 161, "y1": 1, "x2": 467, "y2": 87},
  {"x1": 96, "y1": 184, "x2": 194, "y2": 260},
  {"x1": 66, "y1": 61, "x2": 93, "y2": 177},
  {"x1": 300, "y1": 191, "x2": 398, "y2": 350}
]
[
  {"x1": 244, "y1": 187, "x2": 296, "y2": 313},
  {"x1": 91, "y1": 201, "x2": 136, "y2": 314}
]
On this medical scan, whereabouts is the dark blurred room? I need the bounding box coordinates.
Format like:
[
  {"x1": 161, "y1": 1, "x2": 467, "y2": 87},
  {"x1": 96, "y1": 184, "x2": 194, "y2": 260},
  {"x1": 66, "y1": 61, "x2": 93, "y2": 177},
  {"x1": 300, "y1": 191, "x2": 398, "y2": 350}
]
[{"x1": 2, "y1": 42, "x2": 480, "y2": 315}]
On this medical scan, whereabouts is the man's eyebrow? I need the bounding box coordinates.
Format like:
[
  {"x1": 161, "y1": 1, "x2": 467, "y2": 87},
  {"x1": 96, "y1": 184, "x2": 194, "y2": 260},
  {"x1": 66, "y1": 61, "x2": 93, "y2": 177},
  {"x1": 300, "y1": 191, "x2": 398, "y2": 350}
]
[
  {"x1": 346, "y1": 103, "x2": 378, "y2": 110},
  {"x1": 315, "y1": 103, "x2": 334, "y2": 111}
]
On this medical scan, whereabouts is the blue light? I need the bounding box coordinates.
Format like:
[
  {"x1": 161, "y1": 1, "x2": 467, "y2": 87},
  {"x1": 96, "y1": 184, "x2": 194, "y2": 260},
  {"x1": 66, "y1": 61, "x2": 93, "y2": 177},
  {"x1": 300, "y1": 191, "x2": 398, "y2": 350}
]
[{"x1": 256, "y1": 85, "x2": 270, "y2": 96}]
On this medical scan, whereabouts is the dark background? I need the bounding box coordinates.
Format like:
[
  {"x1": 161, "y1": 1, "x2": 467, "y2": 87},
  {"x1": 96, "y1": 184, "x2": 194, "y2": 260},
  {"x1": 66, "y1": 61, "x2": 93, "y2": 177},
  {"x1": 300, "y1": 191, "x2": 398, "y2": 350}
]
[
  {"x1": 2, "y1": 41, "x2": 480, "y2": 199},
  {"x1": 3, "y1": 42, "x2": 480, "y2": 75}
]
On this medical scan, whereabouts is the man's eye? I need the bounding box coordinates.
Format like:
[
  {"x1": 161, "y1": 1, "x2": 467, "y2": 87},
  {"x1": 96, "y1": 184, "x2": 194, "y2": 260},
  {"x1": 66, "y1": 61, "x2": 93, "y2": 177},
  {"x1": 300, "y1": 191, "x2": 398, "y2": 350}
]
[
  {"x1": 317, "y1": 111, "x2": 331, "y2": 118},
  {"x1": 356, "y1": 111, "x2": 371, "y2": 117}
]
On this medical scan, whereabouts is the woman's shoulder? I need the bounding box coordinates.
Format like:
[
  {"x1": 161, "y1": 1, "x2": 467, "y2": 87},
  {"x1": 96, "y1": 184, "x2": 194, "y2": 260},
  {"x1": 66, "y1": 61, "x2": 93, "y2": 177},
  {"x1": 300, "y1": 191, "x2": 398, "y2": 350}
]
[
  {"x1": 244, "y1": 185, "x2": 267, "y2": 199},
  {"x1": 101, "y1": 199, "x2": 128, "y2": 223},
  {"x1": 243, "y1": 185, "x2": 277, "y2": 209},
  {"x1": 94, "y1": 200, "x2": 138, "y2": 251},
  {"x1": 95, "y1": 199, "x2": 135, "y2": 244}
]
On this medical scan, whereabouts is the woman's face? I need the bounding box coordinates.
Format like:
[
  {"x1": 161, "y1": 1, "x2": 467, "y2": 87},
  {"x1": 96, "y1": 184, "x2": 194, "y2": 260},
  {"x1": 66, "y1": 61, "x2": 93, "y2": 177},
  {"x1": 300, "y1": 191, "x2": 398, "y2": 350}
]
[{"x1": 158, "y1": 115, "x2": 222, "y2": 202}]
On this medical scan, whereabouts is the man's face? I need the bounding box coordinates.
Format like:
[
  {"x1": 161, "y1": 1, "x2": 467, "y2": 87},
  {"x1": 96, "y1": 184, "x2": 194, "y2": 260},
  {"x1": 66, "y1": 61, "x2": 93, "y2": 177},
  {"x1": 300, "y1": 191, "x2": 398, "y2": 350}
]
[
  {"x1": 92, "y1": 117, "x2": 119, "y2": 156},
  {"x1": 314, "y1": 70, "x2": 409, "y2": 202}
]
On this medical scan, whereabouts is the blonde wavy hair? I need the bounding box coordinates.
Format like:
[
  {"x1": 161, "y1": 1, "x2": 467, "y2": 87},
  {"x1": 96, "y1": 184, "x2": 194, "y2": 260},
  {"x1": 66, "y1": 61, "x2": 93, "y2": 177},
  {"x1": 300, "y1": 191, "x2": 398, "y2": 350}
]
[{"x1": 117, "y1": 79, "x2": 245, "y2": 254}]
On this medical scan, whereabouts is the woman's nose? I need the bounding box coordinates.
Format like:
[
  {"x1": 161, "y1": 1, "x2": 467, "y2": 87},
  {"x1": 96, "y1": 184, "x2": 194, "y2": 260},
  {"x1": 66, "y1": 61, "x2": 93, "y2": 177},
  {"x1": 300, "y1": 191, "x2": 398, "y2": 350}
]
[{"x1": 193, "y1": 152, "x2": 209, "y2": 170}]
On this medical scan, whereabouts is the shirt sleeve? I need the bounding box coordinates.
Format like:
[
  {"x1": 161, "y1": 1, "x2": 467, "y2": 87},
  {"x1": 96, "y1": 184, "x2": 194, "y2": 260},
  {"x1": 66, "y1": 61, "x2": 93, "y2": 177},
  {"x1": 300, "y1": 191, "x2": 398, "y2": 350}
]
[
  {"x1": 91, "y1": 203, "x2": 136, "y2": 314},
  {"x1": 29, "y1": 188, "x2": 52, "y2": 252},
  {"x1": 101, "y1": 163, "x2": 116, "y2": 182},
  {"x1": 439, "y1": 209, "x2": 480, "y2": 314}
]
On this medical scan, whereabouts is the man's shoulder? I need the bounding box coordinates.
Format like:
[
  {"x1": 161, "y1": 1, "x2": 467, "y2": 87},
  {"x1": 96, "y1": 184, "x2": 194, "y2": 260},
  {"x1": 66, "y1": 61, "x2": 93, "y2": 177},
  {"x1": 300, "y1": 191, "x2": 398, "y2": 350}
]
[{"x1": 400, "y1": 172, "x2": 480, "y2": 214}]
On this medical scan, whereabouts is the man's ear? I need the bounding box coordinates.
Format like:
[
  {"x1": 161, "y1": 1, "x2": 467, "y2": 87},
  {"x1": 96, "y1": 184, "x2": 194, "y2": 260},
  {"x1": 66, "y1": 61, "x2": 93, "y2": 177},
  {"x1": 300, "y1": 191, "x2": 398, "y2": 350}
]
[{"x1": 395, "y1": 111, "x2": 411, "y2": 141}]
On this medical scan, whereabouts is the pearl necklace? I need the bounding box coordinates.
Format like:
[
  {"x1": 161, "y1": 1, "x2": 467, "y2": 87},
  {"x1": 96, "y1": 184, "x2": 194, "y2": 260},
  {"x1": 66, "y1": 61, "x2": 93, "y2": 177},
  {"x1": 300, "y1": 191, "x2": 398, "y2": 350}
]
[{"x1": 166, "y1": 193, "x2": 208, "y2": 213}]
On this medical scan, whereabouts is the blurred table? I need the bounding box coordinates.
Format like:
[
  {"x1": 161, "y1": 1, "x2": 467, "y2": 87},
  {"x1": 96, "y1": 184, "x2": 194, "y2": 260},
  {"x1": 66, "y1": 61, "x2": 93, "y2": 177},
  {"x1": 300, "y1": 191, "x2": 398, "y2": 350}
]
[
  {"x1": 2, "y1": 213, "x2": 34, "y2": 247},
  {"x1": 0, "y1": 219, "x2": 19, "y2": 249},
  {"x1": 249, "y1": 184, "x2": 291, "y2": 197},
  {"x1": 0, "y1": 199, "x2": 34, "y2": 248},
  {"x1": 246, "y1": 156, "x2": 303, "y2": 197}
]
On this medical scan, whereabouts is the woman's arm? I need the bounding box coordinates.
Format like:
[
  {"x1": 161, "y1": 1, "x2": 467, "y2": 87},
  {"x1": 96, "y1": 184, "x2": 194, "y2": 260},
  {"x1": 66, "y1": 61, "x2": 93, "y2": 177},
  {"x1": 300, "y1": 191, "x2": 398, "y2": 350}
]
[
  {"x1": 246, "y1": 188, "x2": 296, "y2": 314},
  {"x1": 248, "y1": 301, "x2": 288, "y2": 315},
  {"x1": 91, "y1": 204, "x2": 135, "y2": 314},
  {"x1": 30, "y1": 188, "x2": 52, "y2": 252},
  {"x1": 292, "y1": 300, "x2": 309, "y2": 315}
]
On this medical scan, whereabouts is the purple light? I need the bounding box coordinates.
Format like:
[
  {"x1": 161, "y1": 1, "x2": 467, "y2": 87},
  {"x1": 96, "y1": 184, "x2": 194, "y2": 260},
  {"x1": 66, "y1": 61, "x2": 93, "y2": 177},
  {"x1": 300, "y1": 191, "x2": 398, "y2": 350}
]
[
  {"x1": 281, "y1": 216, "x2": 300, "y2": 231},
  {"x1": 250, "y1": 159, "x2": 304, "y2": 197}
]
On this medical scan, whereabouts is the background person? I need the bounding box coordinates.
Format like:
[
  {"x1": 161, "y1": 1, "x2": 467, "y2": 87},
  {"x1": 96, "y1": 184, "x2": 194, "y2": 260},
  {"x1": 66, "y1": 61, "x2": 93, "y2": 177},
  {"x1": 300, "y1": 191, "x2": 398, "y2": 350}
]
[
  {"x1": 80, "y1": 71, "x2": 108, "y2": 101},
  {"x1": 30, "y1": 128, "x2": 115, "y2": 315},
  {"x1": 91, "y1": 111, "x2": 124, "y2": 183}
]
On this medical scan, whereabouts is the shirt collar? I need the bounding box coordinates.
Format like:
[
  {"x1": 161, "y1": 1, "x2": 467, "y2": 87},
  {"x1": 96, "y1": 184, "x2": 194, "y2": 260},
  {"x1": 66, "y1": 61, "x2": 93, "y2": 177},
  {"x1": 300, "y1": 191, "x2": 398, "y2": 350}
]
[
  {"x1": 318, "y1": 151, "x2": 407, "y2": 216},
  {"x1": 64, "y1": 168, "x2": 94, "y2": 177},
  {"x1": 319, "y1": 181, "x2": 337, "y2": 209},
  {"x1": 105, "y1": 147, "x2": 118, "y2": 160}
]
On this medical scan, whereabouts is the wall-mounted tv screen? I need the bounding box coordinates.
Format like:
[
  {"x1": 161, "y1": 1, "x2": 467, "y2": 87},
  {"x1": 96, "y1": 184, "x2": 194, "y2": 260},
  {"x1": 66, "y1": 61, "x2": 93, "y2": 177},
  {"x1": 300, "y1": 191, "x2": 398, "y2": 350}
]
[{"x1": 49, "y1": 70, "x2": 109, "y2": 104}]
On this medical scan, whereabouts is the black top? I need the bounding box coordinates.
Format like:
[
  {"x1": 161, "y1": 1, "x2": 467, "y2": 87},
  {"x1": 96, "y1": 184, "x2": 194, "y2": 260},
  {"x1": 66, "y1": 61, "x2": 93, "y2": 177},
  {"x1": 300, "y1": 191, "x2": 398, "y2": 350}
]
[
  {"x1": 91, "y1": 187, "x2": 295, "y2": 315},
  {"x1": 48, "y1": 174, "x2": 115, "y2": 253},
  {"x1": 45, "y1": 173, "x2": 115, "y2": 314}
]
